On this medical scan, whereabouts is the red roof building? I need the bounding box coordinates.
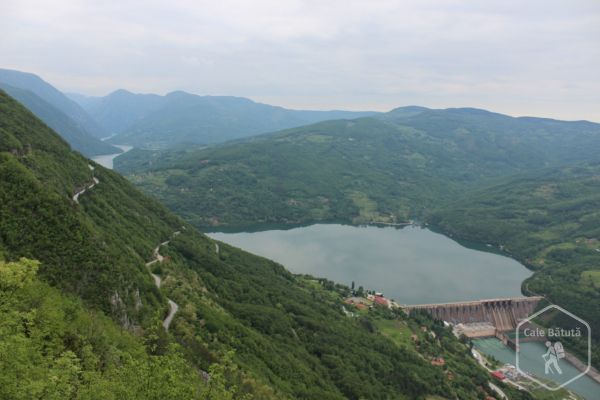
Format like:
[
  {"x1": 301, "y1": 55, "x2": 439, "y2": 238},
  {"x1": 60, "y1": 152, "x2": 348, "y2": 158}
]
[
  {"x1": 491, "y1": 371, "x2": 506, "y2": 381},
  {"x1": 374, "y1": 296, "x2": 389, "y2": 307}
]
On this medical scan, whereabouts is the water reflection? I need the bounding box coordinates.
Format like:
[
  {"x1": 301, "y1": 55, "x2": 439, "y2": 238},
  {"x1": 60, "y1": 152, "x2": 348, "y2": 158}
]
[
  {"x1": 208, "y1": 224, "x2": 531, "y2": 304},
  {"x1": 91, "y1": 145, "x2": 133, "y2": 169}
]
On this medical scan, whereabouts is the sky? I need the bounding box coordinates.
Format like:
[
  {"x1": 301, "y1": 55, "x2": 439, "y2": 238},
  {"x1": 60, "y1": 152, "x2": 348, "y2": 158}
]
[{"x1": 1, "y1": 0, "x2": 599, "y2": 121}]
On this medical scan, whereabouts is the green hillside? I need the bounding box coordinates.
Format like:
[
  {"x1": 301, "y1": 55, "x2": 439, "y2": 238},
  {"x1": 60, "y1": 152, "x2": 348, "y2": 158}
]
[
  {"x1": 115, "y1": 108, "x2": 600, "y2": 228},
  {"x1": 0, "y1": 83, "x2": 120, "y2": 157},
  {"x1": 0, "y1": 90, "x2": 505, "y2": 398},
  {"x1": 428, "y1": 163, "x2": 600, "y2": 367},
  {"x1": 0, "y1": 258, "x2": 208, "y2": 400}
]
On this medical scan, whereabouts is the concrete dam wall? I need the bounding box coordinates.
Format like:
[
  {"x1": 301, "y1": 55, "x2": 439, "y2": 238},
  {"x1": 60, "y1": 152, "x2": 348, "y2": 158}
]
[{"x1": 404, "y1": 296, "x2": 544, "y2": 332}]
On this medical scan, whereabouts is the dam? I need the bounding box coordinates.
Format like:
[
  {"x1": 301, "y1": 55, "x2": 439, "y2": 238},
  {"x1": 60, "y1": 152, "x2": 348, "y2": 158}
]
[{"x1": 404, "y1": 296, "x2": 544, "y2": 336}]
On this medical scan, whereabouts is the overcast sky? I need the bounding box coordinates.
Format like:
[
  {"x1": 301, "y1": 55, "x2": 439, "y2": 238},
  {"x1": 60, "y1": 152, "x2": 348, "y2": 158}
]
[{"x1": 2, "y1": 0, "x2": 599, "y2": 120}]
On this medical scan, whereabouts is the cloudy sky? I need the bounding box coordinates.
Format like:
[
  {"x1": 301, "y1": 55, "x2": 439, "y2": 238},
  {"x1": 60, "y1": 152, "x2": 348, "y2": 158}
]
[{"x1": 2, "y1": 0, "x2": 599, "y2": 120}]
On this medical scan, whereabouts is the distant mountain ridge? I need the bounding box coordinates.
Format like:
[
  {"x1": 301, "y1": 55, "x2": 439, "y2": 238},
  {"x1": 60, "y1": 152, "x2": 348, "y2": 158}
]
[
  {"x1": 0, "y1": 84, "x2": 120, "y2": 157},
  {"x1": 71, "y1": 89, "x2": 378, "y2": 148},
  {"x1": 0, "y1": 68, "x2": 109, "y2": 138},
  {"x1": 0, "y1": 68, "x2": 120, "y2": 156},
  {"x1": 69, "y1": 89, "x2": 164, "y2": 137}
]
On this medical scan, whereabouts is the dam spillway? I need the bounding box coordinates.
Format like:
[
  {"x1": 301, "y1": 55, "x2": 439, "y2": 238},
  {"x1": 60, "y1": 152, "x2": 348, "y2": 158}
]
[{"x1": 404, "y1": 296, "x2": 544, "y2": 333}]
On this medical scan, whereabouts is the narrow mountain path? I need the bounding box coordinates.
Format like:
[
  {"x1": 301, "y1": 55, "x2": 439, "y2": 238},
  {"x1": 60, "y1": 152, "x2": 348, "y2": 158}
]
[
  {"x1": 163, "y1": 300, "x2": 179, "y2": 331},
  {"x1": 72, "y1": 164, "x2": 99, "y2": 203},
  {"x1": 214, "y1": 242, "x2": 220, "y2": 254},
  {"x1": 73, "y1": 164, "x2": 179, "y2": 330},
  {"x1": 145, "y1": 232, "x2": 181, "y2": 331}
]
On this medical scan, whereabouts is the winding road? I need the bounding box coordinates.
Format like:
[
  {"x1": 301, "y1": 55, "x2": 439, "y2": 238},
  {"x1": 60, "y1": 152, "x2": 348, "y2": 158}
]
[
  {"x1": 72, "y1": 165, "x2": 99, "y2": 203},
  {"x1": 145, "y1": 234, "x2": 180, "y2": 331},
  {"x1": 72, "y1": 165, "x2": 180, "y2": 330}
]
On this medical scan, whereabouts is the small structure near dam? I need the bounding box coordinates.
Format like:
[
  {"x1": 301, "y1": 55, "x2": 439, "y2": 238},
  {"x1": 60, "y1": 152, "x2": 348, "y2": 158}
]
[{"x1": 404, "y1": 296, "x2": 544, "y2": 337}]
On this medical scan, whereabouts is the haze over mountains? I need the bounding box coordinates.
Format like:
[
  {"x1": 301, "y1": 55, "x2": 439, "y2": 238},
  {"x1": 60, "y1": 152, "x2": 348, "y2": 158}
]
[
  {"x1": 0, "y1": 68, "x2": 119, "y2": 157},
  {"x1": 70, "y1": 89, "x2": 377, "y2": 148}
]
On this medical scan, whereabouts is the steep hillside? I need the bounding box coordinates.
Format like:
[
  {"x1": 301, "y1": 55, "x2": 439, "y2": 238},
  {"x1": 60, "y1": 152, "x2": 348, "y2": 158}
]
[
  {"x1": 115, "y1": 108, "x2": 600, "y2": 228},
  {"x1": 72, "y1": 89, "x2": 377, "y2": 147},
  {"x1": 0, "y1": 83, "x2": 120, "y2": 156},
  {"x1": 0, "y1": 90, "x2": 504, "y2": 399},
  {"x1": 0, "y1": 258, "x2": 208, "y2": 400},
  {"x1": 0, "y1": 68, "x2": 108, "y2": 139},
  {"x1": 0, "y1": 88, "x2": 181, "y2": 324}
]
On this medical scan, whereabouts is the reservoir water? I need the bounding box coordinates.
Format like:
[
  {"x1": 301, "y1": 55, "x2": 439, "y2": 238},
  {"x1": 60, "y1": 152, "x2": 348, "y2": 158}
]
[
  {"x1": 208, "y1": 224, "x2": 532, "y2": 305},
  {"x1": 475, "y1": 338, "x2": 600, "y2": 399},
  {"x1": 211, "y1": 223, "x2": 600, "y2": 398},
  {"x1": 92, "y1": 145, "x2": 133, "y2": 169}
]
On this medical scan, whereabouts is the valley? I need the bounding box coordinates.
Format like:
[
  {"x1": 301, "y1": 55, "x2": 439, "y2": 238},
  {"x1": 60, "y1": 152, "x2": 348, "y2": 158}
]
[
  {"x1": 3, "y1": 3, "x2": 598, "y2": 399},
  {"x1": 71, "y1": 89, "x2": 377, "y2": 148},
  {"x1": 1, "y1": 89, "x2": 514, "y2": 399},
  {"x1": 0, "y1": 69, "x2": 120, "y2": 157},
  {"x1": 2, "y1": 79, "x2": 598, "y2": 398},
  {"x1": 111, "y1": 103, "x2": 600, "y2": 399},
  {"x1": 92, "y1": 144, "x2": 133, "y2": 169}
]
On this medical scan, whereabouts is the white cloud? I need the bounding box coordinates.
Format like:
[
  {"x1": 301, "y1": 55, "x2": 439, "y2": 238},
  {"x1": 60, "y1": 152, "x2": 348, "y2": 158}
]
[{"x1": 1, "y1": 0, "x2": 599, "y2": 120}]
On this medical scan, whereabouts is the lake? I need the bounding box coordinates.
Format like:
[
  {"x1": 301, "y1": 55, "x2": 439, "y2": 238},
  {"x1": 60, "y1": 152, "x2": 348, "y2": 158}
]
[
  {"x1": 208, "y1": 224, "x2": 532, "y2": 305},
  {"x1": 92, "y1": 145, "x2": 133, "y2": 169}
]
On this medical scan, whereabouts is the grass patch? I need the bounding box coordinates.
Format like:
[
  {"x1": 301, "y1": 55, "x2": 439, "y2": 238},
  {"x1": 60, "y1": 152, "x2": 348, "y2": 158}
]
[
  {"x1": 581, "y1": 270, "x2": 600, "y2": 287},
  {"x1": 374, "y1": 319, "x2": 414, "y2": 348}
]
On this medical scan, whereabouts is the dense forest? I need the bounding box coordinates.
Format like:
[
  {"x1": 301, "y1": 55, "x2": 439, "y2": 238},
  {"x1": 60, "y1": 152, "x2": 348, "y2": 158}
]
[
  {"x1": 0, "y1": 89, "x2": 506, "y2": 398},
  {"x1": 116, "y1": 107, "x2": 600, "y2": 228}
]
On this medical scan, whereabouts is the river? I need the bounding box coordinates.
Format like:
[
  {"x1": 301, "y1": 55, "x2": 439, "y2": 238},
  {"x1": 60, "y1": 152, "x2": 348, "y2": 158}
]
[
  {"x1": 92, "y1": 145, "x2": 133, "y2": 169},
  {"x1": 475, "y1": 338, "x2": 600, "y2": 399},
  {"x1": 207, "y1": 223, "x2": 531, "y2": 305}
]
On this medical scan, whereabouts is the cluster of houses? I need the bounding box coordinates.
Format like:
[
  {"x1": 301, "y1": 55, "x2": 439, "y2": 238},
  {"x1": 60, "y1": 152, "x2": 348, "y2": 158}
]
[{"x1": 344, "y1": 292, "x2": 392, "y2": 310}]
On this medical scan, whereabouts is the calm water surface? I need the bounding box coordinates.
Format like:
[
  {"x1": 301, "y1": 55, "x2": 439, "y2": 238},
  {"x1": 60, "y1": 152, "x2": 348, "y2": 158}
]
[
  {"x1": 475, "y1": 338, "x2": 600, "y2": 399},
  {"x1": 208, "y1": 224, "x2": 532, "y2": 305},
  {"x1": 92, "y1": 145, "x2": 133, "y2": 169}
]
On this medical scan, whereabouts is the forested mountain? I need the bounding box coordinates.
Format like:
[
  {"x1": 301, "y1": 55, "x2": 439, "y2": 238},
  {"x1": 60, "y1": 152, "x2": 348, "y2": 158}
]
[
  {"x1": 0, "y1": 82, "x2": 120, "y2": 157},
  {"x1": 0, "y1": 68, "x2": 109, "y2": 139},
  {"x1": 115, "y1": 106, "x2": 600, "y2": 227},
  {"x1": 1, "y1": 89, "x2": 508, "y2": 399},
  {"x1": 71, "y1": 89, "x2": 377, "y2": 148}
]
